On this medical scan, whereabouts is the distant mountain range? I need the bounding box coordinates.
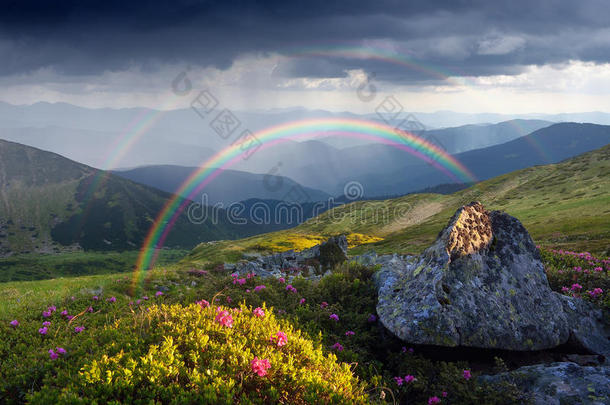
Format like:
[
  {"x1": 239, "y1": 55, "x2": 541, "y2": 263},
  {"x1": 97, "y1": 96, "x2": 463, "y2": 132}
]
[
  {"x1": 0, "y1": 101, "x2": 559, "y2": 172},
  {"x1": 114, "y1": 165, "x2": 331, "y2": 205},
  {"x1": 230, "y1": 122, "x2": 610, "y2": 196},
  {"x1": 349, "y1": 123, "x2": 610, "y2": 196}
]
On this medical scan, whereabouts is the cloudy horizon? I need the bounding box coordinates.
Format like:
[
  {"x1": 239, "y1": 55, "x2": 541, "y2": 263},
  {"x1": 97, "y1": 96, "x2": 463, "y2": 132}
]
[{"x1": 2, "y1": 1, "x2": 610, "y2": 114}]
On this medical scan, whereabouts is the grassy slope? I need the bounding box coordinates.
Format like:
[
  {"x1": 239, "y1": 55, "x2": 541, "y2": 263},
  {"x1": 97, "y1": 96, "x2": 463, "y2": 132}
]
[{"x1": 184, "y1": 144, "x2": 610, "y2": 266}]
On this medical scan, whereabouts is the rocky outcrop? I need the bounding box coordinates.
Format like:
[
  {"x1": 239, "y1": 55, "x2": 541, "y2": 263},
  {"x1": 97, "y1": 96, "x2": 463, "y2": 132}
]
[
  {"x1": 375, "y1": 202, "x2": 610, "y2": 355},
  {"x1": 480, "y1": 362, "x2": 610, "y2": 404},
  {"x1": 225, "y1": 235, "x2": 348, "y2": 280}
]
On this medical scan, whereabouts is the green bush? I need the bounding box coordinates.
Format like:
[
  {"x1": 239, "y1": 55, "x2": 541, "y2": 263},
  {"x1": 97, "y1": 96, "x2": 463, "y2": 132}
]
[{"x1": 26, "y1": 303, "x2": 367, "y2": 404}]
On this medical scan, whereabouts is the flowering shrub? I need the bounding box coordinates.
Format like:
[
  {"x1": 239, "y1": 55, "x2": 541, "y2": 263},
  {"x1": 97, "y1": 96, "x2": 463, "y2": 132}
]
[
  {"x1": 26, "y1": 303, "x2": 367, "y2": 404},
  {"x1": 541, "y1": 248, "x2": 609, "y2": 311}
]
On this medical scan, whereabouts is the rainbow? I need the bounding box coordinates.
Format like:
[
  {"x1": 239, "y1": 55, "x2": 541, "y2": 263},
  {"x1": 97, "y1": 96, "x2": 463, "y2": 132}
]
[{"x1": 132, "y1": 118, "x2": 477, "y2": 292}]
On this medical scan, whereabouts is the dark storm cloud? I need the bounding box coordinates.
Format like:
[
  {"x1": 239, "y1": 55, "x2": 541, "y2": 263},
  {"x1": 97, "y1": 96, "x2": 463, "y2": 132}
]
[{"x1": 1, "y1": 0, "x2": 610, "y2": 82}]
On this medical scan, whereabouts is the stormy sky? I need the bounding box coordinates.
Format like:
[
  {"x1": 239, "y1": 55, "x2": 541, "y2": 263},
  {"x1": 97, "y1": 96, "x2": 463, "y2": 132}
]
[{"x1": 2, "y1": 0, "x2": 610, "y2": 113}]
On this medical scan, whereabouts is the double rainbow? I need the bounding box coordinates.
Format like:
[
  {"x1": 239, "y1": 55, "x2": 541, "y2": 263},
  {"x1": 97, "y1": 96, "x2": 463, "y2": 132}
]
[{"x1": 132, "y1": 118, "x2": 476, "y2": 291}]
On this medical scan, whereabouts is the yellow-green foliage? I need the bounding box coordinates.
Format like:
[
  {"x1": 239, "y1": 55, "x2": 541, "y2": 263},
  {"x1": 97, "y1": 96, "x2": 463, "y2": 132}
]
[
  {"x1": 345, "y1": 233, "x2": 383, "y2": 247},
  {"x1": 252, "y1": 233, "x2": 326, "y2": 252},
  {"x1": 29, "y1": 303, "x2": 367, "y2": 404}
]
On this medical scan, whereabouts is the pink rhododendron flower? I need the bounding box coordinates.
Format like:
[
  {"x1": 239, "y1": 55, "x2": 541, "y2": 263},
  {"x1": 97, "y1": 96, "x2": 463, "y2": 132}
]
[
  {"x1": 571, "y1": 283, "x2": 583, "y2": 291},
  {"x1": 254, "y1": 285, "x2": 266, "y2": 292},
  {"x1": 428, "y1": 397, "x2": 441, "y2": 404},
  {"x1": 345, "y1": 330, "x2": 355, "y2": 336},
  {"x1": 107, "y1": 296, "x2": 116, "y2": 302},
  {"x1": 48, "y1": 306, "x2": 57, "y2": 313},
  {"x1": 48, "y1": 349, "x2": 58, "y2": 360},
  {"x1": 251, "y1": 357, "x2": 271, "y2": 377},
  {"x1": 10, "y1": 320, "x2": 19, "y2": 327},
  {"x1": 61, "y1": 310, "x2": 68, "y2": 317},
  {"x1": 42, "y1": 310, "x2": 52, "y2": 318},
  {"x1": 74, "y1": 326, "x2": 85, "y2": 333},
  {"x1": 271, "y1": 331, "x2": 288, "y2": 347},
  {"x1": 87, "y1": 306, "x2": 94, "y2": 313},
  {"x1": 215, "y1": 310, "x2": 233, "y2": 328},
  {"x1": 56, "y1": 347, "x2": 66, "y2": 355},
  {"x1": 42, "y1": 321, "x2": 51, "y2": 327},
  {"x1": 197, "y1": 299, "x2": 210, "y2": 308},
  {"x1": 39, "y1": 327, "x2": 48, "y2": 335},
  {"x1": 135, "y1": 299, "x2": 141, "y2": 305},
  {"x1": 299, "y1": 298, "x2": 306, "y2": 305},
  {"x1": 253, "y1": 307, "x2": 265, "y2": 317},
  {"x1": 247, "y1": 272, "x2": 255, "y2": 279},
  {"x1": 594, "y1": 267, "x2": 603, "y2": 272},
  {"x1": 142, "y1": 296, "x2": 149, "y2": 300},
  {"x1": 561, "y1": 286, "x2": 570, "y2": 293},
  {"x1": 278, "y1": 277, "x2": 285, "y2": 284},
  {"x1": 320, "y1": 301, "x2": 328, "y2": 308},
  {"x1": 463, "y1": 369, "x2": 472, "y2": 380},
  {"x1": 286, "y1": 284, "x2": 297, "y2": 293},
  {"x1": 231, "y1": 272, "x2": 238, "y2": 278},
  {"x1": 329, "y1": 313, "x2": 339, "y2": 321},
  {"x1": 332, "y1": 342, "x2": 344, "y2": 351},
  {"x1": 92, "y1": 296, "x2": 99, "y2": 301},
  {"x1": 588, "y1": 288, "x2": 604, "y2": 298},
  {"x1": 155, "y1": 291, "x2": 163, "y2": 297},
  {"x1": 246, "y1": 289, "x2": 251, "y2": 293},
  {"x1": 394, "y1": 376, "x2": 403, "y2": 386},
  {"x1": 404, "y1": 375, "x2": 415, "y2": 383},
  {"x1": 237, "y1": 278, "x2": 246, "y2": 285}
]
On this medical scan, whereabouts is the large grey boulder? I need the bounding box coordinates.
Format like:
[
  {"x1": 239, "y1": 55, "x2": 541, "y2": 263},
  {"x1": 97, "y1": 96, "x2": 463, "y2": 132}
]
[
  {"x1": 375, "y1": 202, "x2": 610, "y2": 354},
  {"x1": 480, "y1": 362, "x2": 610, "y2": 405}
]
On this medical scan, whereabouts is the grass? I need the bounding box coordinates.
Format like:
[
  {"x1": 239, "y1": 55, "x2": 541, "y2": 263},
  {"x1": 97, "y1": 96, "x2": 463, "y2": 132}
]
[{"x1": 0, "y1": 249, "x2": 188, "y2": 283}]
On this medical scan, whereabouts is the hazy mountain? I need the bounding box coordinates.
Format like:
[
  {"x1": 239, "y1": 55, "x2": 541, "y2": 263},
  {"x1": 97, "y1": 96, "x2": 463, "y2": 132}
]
[
  {"x1": 419, "y1": 119, "x2": 553, "y2": 154},
  {"x1": 371, "y1": 110, "x2": 610, "y2": 128},
  {"x1": 0, "y1": 126, "x2": 216, "y2": 169},
  {"x1": 2, "y1": 101, "x2": 606, "y2": 174},
  {"x1": 114, "y1": 165, "x2": 331, "y2": 205},
  {"x1": 354, "y1": 122, "x2": 610, "y2": 196},
  {"x1": 229, "y1": 119, "x2": 553, "y2": 194}
]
